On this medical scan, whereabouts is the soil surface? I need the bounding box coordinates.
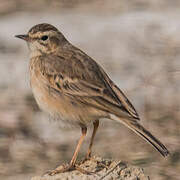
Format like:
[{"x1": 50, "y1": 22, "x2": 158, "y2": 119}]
[{"x1": 31, "y1": 156, "x2": 149, "y2": 180}]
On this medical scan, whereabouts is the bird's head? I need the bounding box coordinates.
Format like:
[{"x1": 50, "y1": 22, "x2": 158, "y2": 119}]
[{"x1": 15, "y1": 23, "x2": 68, "y2": 56}]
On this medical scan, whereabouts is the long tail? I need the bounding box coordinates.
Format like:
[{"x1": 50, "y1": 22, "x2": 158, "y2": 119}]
[{"x1": 110, "y1": 114, "x2": 169, "y2": 157}]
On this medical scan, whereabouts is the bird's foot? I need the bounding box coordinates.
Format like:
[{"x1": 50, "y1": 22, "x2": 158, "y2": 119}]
[
  {"x1": 81, "y1": 154, "x2": 92, "y2": 163},
  {"x1": 45, "y1": 163, "x2": 73, "y2": 176},
  {"x1": 81, "y1": 155, "x2": 109, "y2": 170},
  {"x1": 45, "y1": 163, "x2": 92, "y2": 176},
  {"x1": 82, "y1": 150, "x2": 97, "y2": 162}
]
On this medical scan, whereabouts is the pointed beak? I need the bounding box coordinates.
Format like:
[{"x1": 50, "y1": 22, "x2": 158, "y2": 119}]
[{"x1": 15, "y1": 34, "x2": 29, "y2": 41}]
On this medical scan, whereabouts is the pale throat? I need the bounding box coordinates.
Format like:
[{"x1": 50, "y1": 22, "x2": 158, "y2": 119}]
[
  {"x1": 28, "y1": 43, "x2": 49, "y2": 58},
  {"x1": 29, "y1": 49, "x2": 44, "y2": 59},
  {"x1": 28, "y1": 42, "x2": 59, "y2": 58}
]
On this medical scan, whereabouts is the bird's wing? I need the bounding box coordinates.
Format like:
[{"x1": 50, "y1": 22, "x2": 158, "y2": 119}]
[
  {"x1": 39, "y1": 51, "x2": 139, "y2": 120},
  {"x1": 98, "y1": 66, "x2": 139, "y2": 119}
]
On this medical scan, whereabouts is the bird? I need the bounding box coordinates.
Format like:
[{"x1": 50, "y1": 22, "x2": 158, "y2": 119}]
[{"x1": 15, "y1": 23, "x2": 169, "y2": 175}]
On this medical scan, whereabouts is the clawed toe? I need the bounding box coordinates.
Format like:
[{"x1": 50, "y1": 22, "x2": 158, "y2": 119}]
[
  {"x1": 45, "y1": 163, "x2": 92, "y2": 176},
  {"x1": 81, "y1": 153, "x2": 95, "y2": 163},
  {"x1": 81, "y1": 156, "x2": 91, "y2": 163},
  {"x1": 75, "y1": 165, "x2": 93, "y2": 175},
  {"x1": 45, "y1": 164, "x2": 74, "y2": 176}
]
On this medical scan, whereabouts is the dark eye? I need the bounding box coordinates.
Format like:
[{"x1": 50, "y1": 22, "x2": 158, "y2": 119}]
[{"x1": 41, "y1": 35, "x2": 48, "y2": 41}]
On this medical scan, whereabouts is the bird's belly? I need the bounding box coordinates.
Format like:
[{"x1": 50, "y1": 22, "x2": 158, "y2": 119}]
[{"x1": 30, "y1": 77, "x2": 107, "y2": 127}]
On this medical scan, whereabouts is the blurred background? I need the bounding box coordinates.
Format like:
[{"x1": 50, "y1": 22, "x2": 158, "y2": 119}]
[{"x1": 0, "y1": 0, "x2": 179, "y2": 179}]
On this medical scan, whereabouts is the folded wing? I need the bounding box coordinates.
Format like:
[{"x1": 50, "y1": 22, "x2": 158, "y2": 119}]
[{"x1": 38, "y1": 51, "x2": 139, "y2": 121}]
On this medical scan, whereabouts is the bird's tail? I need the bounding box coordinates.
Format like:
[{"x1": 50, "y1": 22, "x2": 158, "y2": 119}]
[{"x1": 110, "y1": 114, "x2": 169, "y2": 157}]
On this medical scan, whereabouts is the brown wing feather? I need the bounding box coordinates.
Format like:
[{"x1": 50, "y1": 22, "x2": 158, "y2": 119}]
[
  {"x1": 98, "y1": 66, "x2": 139, "y2": 119},
  {"x1": 39, "y1": 47, "x2": 139, "y2": 120}
]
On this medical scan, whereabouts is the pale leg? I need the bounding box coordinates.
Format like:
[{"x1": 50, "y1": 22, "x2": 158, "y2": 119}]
[
  {"x1": 48, "y1": 127, "x2": 87, "y2": 175},
  {"x1": 86, "y1": 120, "x2": 99, "y2": 159}
]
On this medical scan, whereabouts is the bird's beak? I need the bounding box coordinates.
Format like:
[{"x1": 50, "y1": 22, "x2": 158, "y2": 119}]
[{"x1": 15, "y1": 34, "x2": 29, "y2": 41}]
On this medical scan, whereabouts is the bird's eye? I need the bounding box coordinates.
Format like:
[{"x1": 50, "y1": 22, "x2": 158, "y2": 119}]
[{"x1": 41, "y1": 35, "x2": 48, "y2": 41}]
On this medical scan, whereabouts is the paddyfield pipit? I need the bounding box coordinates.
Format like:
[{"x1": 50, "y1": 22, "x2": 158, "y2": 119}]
[{"x1": 15, "y1": 23, "x2": 169, "y2": 175}]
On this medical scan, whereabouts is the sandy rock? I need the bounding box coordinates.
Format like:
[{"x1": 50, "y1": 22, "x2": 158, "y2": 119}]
[{"x1": 31, "y1": 156, "x2": 149, "y2": 180}]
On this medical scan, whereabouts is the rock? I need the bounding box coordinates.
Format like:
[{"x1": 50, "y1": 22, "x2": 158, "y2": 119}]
[{"x1": 31, "y1": 156, "x2": 150, "y2": 180}]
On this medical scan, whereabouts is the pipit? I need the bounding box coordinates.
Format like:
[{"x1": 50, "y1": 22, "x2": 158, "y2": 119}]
[{"x1": 15, "y1": 23, "x2": 169, "y2": 175}]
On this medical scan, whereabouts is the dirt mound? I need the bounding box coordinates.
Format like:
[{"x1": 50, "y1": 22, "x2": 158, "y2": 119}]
[{"x1": 31, "y1": 156, "x2": 149, "y2": 180}]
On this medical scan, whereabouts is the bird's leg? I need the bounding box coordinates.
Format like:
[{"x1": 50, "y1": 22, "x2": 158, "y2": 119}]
[
  {"x1": 48, "y1": 127, "x2": 87, "y2": 176},
  {"x1": 86, "y1": 120, "x2": 99, "y2": 160},
  {"x1": 70, "y1": 127, "x2": 87, "y2": 166},
  {"x1": 82, "y1": 120, "x2": 109, "y2": 170}
]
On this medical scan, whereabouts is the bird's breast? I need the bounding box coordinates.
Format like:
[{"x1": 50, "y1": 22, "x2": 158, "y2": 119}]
[{"x1": 29, "y1": 66, "x2": 107, "y2": 127}]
